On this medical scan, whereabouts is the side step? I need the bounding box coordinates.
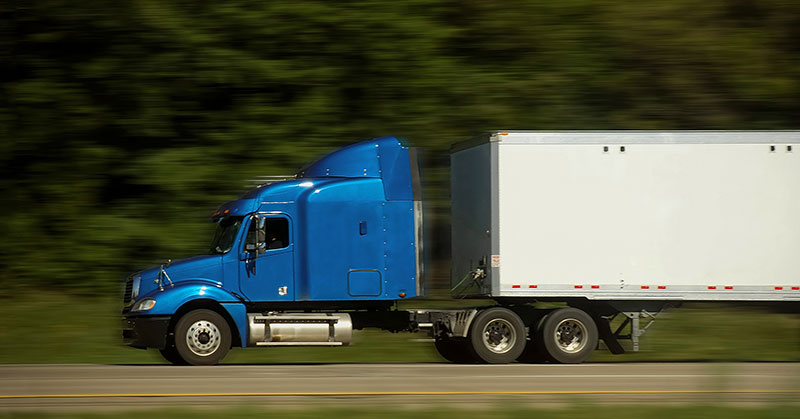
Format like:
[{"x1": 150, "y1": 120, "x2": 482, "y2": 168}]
[{"x1": 255, "y1": 341, "x2": 344, "y2": 347}]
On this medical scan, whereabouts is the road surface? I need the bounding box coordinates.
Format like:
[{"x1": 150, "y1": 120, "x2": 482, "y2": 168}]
[{"x1": 1, "y1": 363, "x2": 799, "y2": 410}]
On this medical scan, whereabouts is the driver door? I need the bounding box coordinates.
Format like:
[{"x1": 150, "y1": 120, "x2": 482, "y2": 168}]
[{"x1": 238, "y1": 215, "x2": 294, "y2": 301}]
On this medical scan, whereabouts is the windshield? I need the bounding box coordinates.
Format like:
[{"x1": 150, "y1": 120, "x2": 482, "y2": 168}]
[{"x1": 209, "y1": 216, "x2": 244, "y2": 254}]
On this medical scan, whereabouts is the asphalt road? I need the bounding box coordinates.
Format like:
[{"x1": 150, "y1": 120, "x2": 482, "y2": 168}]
[{"x1": 1, "y1": 363, "x2": 799, "y2": 410}]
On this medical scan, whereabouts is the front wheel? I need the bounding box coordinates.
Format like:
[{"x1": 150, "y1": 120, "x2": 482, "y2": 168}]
[
  {"x1": 538, "y1": 307, "x2": 598, "y2": 364},
  {"x1": 468, "y1": 307, "x2": 526, "y2": 364},
  {"x1": 159, "y1": 345, "x2": 187, "y2": 365},
  {"x1": 173, "y1": 309, "x2": 231, "y2": 366}
]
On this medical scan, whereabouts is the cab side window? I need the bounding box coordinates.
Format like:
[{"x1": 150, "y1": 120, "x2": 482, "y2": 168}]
[{"x1": 265, "y1": 218, "x2": 289, "y2": 250}]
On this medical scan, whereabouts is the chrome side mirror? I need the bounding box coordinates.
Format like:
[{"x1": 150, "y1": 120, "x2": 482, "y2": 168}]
[
  {"x1": 250, "y1": 215, "x2": 268, "y2": 255},
  {"x1": 245, "y1": 242, "x2": 267, "y2": 252}
]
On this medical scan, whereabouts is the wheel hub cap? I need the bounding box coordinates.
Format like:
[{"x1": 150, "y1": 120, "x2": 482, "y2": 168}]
[
  {"x1": 186, "y1": 320, "x2": 221, "y2": 357},
  {"x1": 482, "y1": 319, "x2": 517, "y2": 354},
  {"x1": 554, "y1": 319, "x2": 586, "y2": 353}
]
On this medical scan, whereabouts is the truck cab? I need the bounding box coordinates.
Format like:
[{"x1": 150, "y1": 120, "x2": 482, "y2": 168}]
[{"x1": 122, "y1": 136, "x2": 423, "y2": 364}]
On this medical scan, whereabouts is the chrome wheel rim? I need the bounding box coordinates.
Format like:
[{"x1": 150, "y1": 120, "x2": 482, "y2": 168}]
[
  {"x1": 482, "y1": 318, "x2": 517, "y2": 354},
  {"x1": 186, "y1": 320, "x2": 221, "y2": 357},
  {"x1": 554, "y1": 318, "x2": 586, "y2": 353}
]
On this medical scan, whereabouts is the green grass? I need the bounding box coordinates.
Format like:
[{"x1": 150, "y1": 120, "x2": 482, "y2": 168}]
[
  {"x1": 589, "y1": 304, "x2": 800, "y2": 362},
  {"x1": 1, "y1": 405, "x2": 799, "y2": 419},
  {"x1": 0, "y1": 293, "x2": 798, "y2": 364}
]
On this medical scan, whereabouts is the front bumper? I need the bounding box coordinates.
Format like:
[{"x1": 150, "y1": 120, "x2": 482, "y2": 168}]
[{"x1": 122, "y1": 316, "x2": 171, "y2": 349}]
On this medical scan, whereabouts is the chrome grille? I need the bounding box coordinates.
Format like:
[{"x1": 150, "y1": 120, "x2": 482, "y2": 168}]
[{"x1": 123, "y1": 277, "x2": 134, "y2": 305}]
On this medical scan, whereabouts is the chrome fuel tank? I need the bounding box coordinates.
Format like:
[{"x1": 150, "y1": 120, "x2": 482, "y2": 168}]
[{"x1": 247, "y1": 313, "x2": 352, "y2": 346}]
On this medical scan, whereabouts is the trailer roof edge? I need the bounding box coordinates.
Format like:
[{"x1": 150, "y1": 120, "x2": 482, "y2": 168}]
[{"x1": 451, "y1": 130, "x2": 800, "y2": 151}]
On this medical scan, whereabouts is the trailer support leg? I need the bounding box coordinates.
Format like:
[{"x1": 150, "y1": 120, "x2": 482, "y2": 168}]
[
  {"x1": 600, "y1": 310, "x2": 660, "y2": 353},
  {"x1": 619, "y1": 310, "x2": 658, "y2": 352},
  {"x1": 597, "y1": 316, "x2": 626, "y2": 354},
  {"x1": 631, "y1": 316, "x2": 641, "y2": 352}
]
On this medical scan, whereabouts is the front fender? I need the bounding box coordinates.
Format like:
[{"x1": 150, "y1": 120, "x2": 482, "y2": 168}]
[{"x1": 132, "y1": 280, "x2": 243, "y2": 316}]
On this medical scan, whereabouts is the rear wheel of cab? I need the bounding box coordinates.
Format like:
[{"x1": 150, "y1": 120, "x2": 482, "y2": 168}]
[{"x1": 434, "y1": 337, "x2": 479, "y2": 363}]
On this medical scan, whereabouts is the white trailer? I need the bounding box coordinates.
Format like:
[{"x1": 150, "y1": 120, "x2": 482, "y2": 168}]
[{"x1": 442, "y1": 131, "x2": 800, "y2": 361}]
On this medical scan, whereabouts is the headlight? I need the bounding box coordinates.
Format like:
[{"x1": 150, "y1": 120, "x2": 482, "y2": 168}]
[{"x1": 132, "y1": 298, "x2": 156, "y2": 312}]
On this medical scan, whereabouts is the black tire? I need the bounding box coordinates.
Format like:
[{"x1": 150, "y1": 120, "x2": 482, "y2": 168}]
[
  {"x1": 538, "y1": 307, "x2": 598, "y2": 364},
  {"x1": 159, "y1": 344, "x2": 187, "y2": 365},
  {"x1": 434, "y1": 337, "x2": 478, "y2": 364},
  {"x1": 516, "y1": 313, "x2": 548, "y2": 363},
  {"x1": 516, "y1": 340, "x2": 547, "y2": 363},
  {"x1": 173, "y1": 309, "x2": 231, "y2": 366},
  {"x1": 468, "y1": 307, "x2": 526, "y2": 364}
]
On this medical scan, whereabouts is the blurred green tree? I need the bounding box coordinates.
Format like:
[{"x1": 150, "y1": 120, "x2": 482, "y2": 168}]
[{"x1": 1, "y1": 0, "x2": 799, "y2": 294}]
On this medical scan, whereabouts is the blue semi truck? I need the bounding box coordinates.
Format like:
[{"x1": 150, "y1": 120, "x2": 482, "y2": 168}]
[{"x1": 123, "y1": 132, "x2": 800, "y2": 365}]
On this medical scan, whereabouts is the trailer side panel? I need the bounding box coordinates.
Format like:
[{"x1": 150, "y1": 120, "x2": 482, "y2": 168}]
[{"x1": 452, "y1": 131, "x2": 800, "y2": 301}]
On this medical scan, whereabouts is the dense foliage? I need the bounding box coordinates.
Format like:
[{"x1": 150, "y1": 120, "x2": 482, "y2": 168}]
[{"x1": 2, "y1": 0, "x2": 800, "y2": 293}]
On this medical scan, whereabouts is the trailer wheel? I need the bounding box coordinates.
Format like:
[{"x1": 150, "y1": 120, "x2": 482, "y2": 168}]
[
  {"x1": 516, "y1": 313, "x2": 548, "y2": 363},
  {"x1": 517, "y1": 340, "x2": 547, "y2": 363},
  {"x1": 174, "y1": 309, "x2": 231, "y2": 366},
  {"x1": 434, "y1": 338, "x2": 478, "y2": 363},
  {"x1": 468, "y1": 307, "x2": 526, "y2": 364},
  {"x1": 539, "y1": 308, "x2": 598, "y2": 364}
]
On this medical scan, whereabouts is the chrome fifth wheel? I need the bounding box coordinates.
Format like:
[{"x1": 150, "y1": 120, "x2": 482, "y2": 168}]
[
  {"x1": 539, "y1": 307, "x2": 598, "y2": 364},
  {"x1": 174, "y1": 309, "x2": 231, "y2": 365},
  {"x1": 468, "y1": 307, "x2": 526, "y2": 363}
]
